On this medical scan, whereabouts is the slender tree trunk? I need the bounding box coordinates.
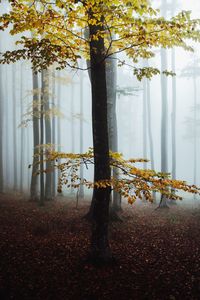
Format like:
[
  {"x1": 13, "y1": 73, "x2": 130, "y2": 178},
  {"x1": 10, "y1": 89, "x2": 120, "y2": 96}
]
[
  {"x1": 193, "y1": 69, "x2": 197, "y2": 187},
  {"x1": 159, "y1": 0, "x2": 169, "y2": 208},
  {"x1": 42, "y1": 69, "x2": 52, "y2": 200},
  {"x1": 30, "y1": 69, "x2": 40, "y2": 201},
  {"x1": 79, "y1": 63, "x2": 84, "y2": 199},
  {"x1": 70, "y1": 81, "x2": 75, "y2": 194},
  {"x1": 5, "y1": 66, "x2": 10, "y2": 190},
  {"x1": 40, "y1": 72, "x2": 45, "y2": 206},
  {"x1": 71, "y1": 81, "x2": 75, "y2": 153},
  {"x1": 20, "y1": 64, "x2": 25, "y2": 193},
  {"x1": 57, "y1": 71, "x2": 62, "y2": 195},
  {"x1": 89, "y1": 18, "x2": 112, "y2": 262},
  {"x1": 159, "y1": 49, "x2": 169, "y2": 208},
  {"x1": 12, "y1": 64, "x2": 17, "y2": 190},
  {"x1": 143, "y1": 78, "x2": 147, "y2": 169},
  {"x1": 106, "y1": 55, "x2": 121, "y2": 213},
  {"x1": 52, "y1": 69, "x2": 56, "y2": 198},
  {"x1": 171, "y1": 49, "x2": 176, "y2": 181},
  {"x1": 146, "y1": 77, "x2": 156, "y2": 201},
  {"x1": 0, "y1": 54, "x2": 3, "y2": 193},
  {"x1": 146, "y1": 79, "x2": 155, "y2": 170}
]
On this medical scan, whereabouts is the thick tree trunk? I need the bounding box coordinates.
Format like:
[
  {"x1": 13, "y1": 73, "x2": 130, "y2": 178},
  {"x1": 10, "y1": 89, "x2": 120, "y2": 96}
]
[
  {"x1": 0, "y1": 54, "x2": 3, "y2": 193},
  {"x1": 30, "y1": 70, "x2": 40, "y2": 201},
  {"x1": 88, "y1": 19, "x2": 112, "y2": 263},
  {"x1": 84, "y1": 27, "x2": 120, "y2": 217}
]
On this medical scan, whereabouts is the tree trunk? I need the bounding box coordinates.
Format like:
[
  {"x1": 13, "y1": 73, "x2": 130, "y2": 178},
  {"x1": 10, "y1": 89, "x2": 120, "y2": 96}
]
[
  {"x1": 146, "y1": 77, "x2": 156, "y2": 201},
  {"x1": 57, "y1": 71, "x2": 62, "y2": 196},
  {"x1": 20, "y1": 63, "x2": 25, "y2": 193},
  {"x1": 106, "y1": 55, "x2": 121, "y2": 212},
  {"x1": 159, "y1": 0, "x2": 169, "y2": 208},
  {"x1": 84, "y1": 27, "x2": 120, "y2": 218},
  {"x1": 169, "y1": 48, "x2": 178, "y2": 205},
  {"x1": 79, "y1": 62, "x2": 84, "y2": 199},
  {"x1": 193, "y1": 66, "x2": 197, "y2": 188},
  {"x1": 42, "y1": 69, "x2": 52, "y2": 200},
  {"x1": 143, "y1": 78, "x2": 147, "y2": 170},
  {"x1": 30, "y1": 69, "x2": 40, "y2": 201},
  {"x1": 52, "y1": 69, "x2": 56, "y2": 198},
  {"x1": 70, "y1": 80, "x2": 75, "y2": 195},
  {"x1": 40, "y1": 72, "x2": 45, "y2": 206},
  {"x1": 146, "y1": 79, "x2": 155, "y2": 170},
  {"x1": 88, "y1": 18, "x2": 112, "y2": 263},
  {"x1": 0, "y1": 52, "x2": 3, "y2": 193},
  {"x1": 12, "y1": 64, "x2": 17, "y2": 190}
]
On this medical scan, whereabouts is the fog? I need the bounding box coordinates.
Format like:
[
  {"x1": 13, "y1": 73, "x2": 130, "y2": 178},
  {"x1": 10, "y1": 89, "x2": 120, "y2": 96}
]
[{"x1": 0, "y1": 0, "x2": 200, "y2": 207}]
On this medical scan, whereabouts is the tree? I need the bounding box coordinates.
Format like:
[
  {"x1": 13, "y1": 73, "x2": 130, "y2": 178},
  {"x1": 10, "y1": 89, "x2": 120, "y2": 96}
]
[
  {"x1": 51, "y1": 68, "x2": 57, "y2": 198},
  {"x1": 0, "y1": 41, "x2": 3, "y2": 193},
  {"x1": 30, "y1": 69, "x2": 40, "y2": 201},
  {"x1": 181, "y1": 57, "x2": 200, "y2": 188},
  {"x1": 20, "y1": 62, "x2": 25, "y2": 193},
  {"x1": 42, "y1": 69, "x2": 53, "y2": 200},
  {"x1": 1, "y1": 0, "x2": 200, "y2": 263},
  {"x1": 12, "y1": 64, "x2": 18, "y2": 190},
  {"x1": 159, "y1": 0, "x2": 169, "y2": 208}
]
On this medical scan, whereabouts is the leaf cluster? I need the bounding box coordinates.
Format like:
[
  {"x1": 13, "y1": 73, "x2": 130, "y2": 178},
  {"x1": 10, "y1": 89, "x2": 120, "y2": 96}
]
[
  {"x1": 37, "y1": 148, "x2": 200, "y2": 204},
  {"x1": 0, "y1": 1, "x2": 200, "y2": 79}
]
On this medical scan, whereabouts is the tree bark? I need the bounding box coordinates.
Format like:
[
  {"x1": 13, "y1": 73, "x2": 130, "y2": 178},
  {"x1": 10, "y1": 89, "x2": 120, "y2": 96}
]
[
  {"x1": 52, "y1": 69, "x2": 56, "y2": 198},
  {"x1": 146, "y1": 79, "x2": 155, "y2": 170},
  {"x1": 42, "y1": 69, "x2": 52, "y2": 200},
  {"x1": 84, "y1": 27, "x2": 121, "y2": 217},
  {"x1": 79, "y1": 62, "x2": 84, "y2": 199},
  {"x1": 30, "y1": 69, "x2": 40, "y2": 201},
  {"x1": 143, "y1": 78, "x2": 148, "y2": 170},
  {"x1": 193, "y1": 66, "x2": 197, "y2": 187},
  {"x1": 0, "y1": 50, "x2": 3, "y2": 193},
  {"x1": 20, "y1": 63, "x2": 25, "y2": 193},
  {"x1": 159, "y1": 0, "x2": 169, "y2": 208},
  {"x1": 88, "y1": 18, "x2": 112, "y2": 262},
  {"x1": 40, "y1": 72, "x2": 45, "y2": 206},
  {"x1": 12, "y1": 64, "x2": 17, "y2": 190},
  {"x1": 106, "y1": 55, "x2": 121, "y2": 212}
]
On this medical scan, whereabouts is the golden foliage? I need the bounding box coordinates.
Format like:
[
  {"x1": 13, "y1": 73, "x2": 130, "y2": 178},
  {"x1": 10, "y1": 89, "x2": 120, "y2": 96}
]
[
  {"x1": 0, "y1": 1, "x2": 200, "y2": 79},
  {"x1": 38, "y1": 148, "x2": 200, "y2": 204}
]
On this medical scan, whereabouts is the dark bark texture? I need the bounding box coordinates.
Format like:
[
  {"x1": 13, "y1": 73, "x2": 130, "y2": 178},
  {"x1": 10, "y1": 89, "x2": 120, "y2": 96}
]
[{"x1": 88, "y1": 17, "x2": 112, "y2": 262}]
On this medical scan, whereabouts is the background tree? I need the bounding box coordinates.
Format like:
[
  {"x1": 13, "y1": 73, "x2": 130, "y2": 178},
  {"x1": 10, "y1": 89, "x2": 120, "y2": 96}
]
[
  {"x1": 30, "y1": 69, "x2": 40, "y2": 201},
  {"x1": 181, "y1": 57, "x2": 200, "y2": 188}
]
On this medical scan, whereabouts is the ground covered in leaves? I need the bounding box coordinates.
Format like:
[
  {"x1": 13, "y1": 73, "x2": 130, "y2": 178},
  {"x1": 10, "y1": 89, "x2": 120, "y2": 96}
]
[{"x1": 0, "y1": 194, "x2": 200, "y2": 300}]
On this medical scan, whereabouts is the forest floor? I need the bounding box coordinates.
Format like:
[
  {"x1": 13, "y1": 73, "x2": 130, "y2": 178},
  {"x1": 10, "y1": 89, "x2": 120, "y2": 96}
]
[{"x1": 0, "y1": 194, "x2": 200, "y2": 300}]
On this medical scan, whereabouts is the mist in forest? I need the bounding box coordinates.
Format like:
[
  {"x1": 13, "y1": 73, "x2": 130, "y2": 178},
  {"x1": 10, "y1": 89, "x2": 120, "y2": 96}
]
[
  {"x1": 0, "y1": 0, "x2": 200, "y2": 207},
  {"x1": 1, "y1": 1, "x2": 200, "y2": 299}
]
